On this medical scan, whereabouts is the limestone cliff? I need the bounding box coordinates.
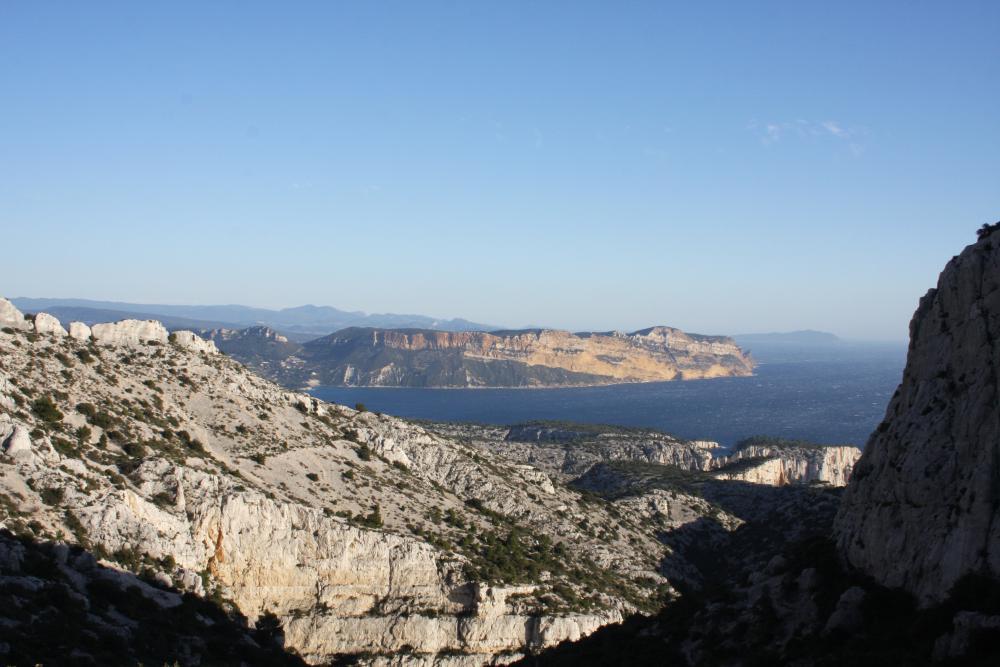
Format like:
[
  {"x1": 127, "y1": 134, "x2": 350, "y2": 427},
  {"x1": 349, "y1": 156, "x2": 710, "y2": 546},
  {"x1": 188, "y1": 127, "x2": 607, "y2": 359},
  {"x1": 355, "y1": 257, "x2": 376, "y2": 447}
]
[
  {"x1": 209, "y1": 325, "x2": 754, "y2": 388},
  {"x1": 713, "y1": 438, "x2": 861, "y2": 486},
  {"x1": 835, "y1": 227, "x2": 1000, "y2": 603}
]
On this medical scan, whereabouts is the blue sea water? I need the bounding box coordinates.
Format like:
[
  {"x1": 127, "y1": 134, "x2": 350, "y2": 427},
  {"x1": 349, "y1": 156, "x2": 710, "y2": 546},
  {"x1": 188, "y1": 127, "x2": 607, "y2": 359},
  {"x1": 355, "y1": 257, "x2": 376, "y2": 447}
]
[{"x1": 310, "y1": 342, "x2": 907, "y2": 448}]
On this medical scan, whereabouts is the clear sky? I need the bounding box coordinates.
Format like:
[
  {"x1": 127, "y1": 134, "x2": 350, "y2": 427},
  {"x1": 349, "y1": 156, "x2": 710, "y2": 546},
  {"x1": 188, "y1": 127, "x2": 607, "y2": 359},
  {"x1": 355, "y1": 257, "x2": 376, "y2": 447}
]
[{"x1": 1, "y1": 2, "x2": 997, "y2": 340}]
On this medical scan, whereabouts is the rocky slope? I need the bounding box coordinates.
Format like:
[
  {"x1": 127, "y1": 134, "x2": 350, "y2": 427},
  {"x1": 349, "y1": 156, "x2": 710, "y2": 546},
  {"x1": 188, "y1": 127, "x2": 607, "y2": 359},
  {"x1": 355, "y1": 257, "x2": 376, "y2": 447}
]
[
  {"x1": 205, "y1": 325, "x2": 754, "y2": 388},
  {"x1": 3, "y1": 298, "x2": 754, "y2": 665},
  {"x1": 835, "y1": 226, "x2": 1000, "y2": 604},
  {"x1": 0, "y1": 296, "x2": 878, "y2": 667}
]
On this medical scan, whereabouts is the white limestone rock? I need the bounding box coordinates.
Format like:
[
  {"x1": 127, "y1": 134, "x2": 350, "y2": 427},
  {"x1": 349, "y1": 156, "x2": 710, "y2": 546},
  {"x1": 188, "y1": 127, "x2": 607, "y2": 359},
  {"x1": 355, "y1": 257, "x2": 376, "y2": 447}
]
[
  {"x1": 713, "y1": 445, "x2": 861, "y2": 487},
  {"x1": 0, "y1": 373, "x2": 15, "y2": 411},
  {"x1": 68, "y1": 321, "x2": 92, "y2": 341},
  {"x1": 0, "y1": 420, "x2": 32, "y2": 460},
  {"x1": 91, "y1": 319, "x2": 169, "y2": 347},
  {"x1": 32, "y1": 312, "x2": 66, "y2": 337},
  {"x1": 835, "y1": 230, "x2": 1000, "y2": 603},
  {"x1": 169, "y1": 330, "x2": 218, "y2": 354},
  {"x1": 0, "y1": 298, "x2": 28, "y2": 330}
]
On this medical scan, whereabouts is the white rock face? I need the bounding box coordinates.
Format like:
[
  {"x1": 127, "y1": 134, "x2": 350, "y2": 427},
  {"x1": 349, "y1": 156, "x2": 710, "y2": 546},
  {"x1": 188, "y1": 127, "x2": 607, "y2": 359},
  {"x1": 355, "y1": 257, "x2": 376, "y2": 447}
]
[
  {"x1": 91, "y1": 319, "x2": 169, "y2": 347},
  {"x1": 72, "y1": 459, "x2": 620, "y2": 662},
  {"x1": 835, "y1": 231, "x2": 1000, "y2": 603},
  {"x1": 32, "y1": 312, "x2": 66, "y2": 337},
  {"x1": 0, "y1": 372, "x2": 16, "y2": 411},
  {"x1": 68, "y1": 321, "x2": 92, "y2": 341},
  {"x1": 170, "y1": 330, "x2": 218, "y2": 354},
  {"x1": 0, "y1": 297, "x2": 28, "y2": 330},
  {"x1": 0, "y1": 419, "x2": 32, "y2": 460},
  {"x1": 714, "y1": 445, "x2": 861, "y2": 487}
]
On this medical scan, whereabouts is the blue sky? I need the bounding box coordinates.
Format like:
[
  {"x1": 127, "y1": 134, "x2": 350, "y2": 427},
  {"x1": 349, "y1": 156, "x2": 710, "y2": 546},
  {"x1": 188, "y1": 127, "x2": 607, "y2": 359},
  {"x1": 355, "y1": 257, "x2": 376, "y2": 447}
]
[{"x1": 1, "y1": 2, "x2": 997, "y2": 340}]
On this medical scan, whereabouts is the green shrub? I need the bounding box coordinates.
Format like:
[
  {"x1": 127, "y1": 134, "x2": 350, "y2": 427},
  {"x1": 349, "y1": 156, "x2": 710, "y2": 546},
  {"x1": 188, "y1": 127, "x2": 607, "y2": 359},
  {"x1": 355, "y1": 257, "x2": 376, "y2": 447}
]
[
  {"x1": 122, "y1": 442, "x2": 146, "y2": 458},
  {"x1": 39, "y1": 486, "x2": 65, "y2": 505},
  {"x1": 31, "y1": 395, "x2": 63, "y2": 425},
  {"x1": 359, "y1": 504, "x2": 383, "y2": 528},
  {"x1": 76, "y1": 402, "x2": 114, "y2": 429}
]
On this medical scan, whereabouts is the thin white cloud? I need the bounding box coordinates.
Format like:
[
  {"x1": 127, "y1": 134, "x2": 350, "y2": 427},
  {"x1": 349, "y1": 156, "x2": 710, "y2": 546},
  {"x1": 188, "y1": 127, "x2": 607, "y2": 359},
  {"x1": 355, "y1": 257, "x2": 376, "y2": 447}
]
[
  {"x1": 821, "y1": 120, "x2": 849, "y2": 138},
  {"x1": 751, "y1": 119, "x2": 864, "y2": 152}
]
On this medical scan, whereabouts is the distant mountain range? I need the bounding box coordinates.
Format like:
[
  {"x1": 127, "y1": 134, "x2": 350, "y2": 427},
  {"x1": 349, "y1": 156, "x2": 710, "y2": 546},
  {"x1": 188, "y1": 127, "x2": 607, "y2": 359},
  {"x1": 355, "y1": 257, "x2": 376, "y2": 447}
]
[
  {"x1": 732, "y1": 330, "x2": 841, "y2": 345},
  {"x1": 10, "y1": 298, "x2": 496, "y2": 339}
]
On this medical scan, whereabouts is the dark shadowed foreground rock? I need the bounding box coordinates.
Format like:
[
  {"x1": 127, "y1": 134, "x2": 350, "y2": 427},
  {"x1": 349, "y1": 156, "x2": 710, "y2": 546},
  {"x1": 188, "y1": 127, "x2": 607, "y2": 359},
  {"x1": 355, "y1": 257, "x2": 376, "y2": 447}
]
[
  {"x1": 835, "y1": 229, "x2": 1000, "y2": 604},
  {"x1": 520, "y1": 226, "x2": 1000, "y2": 666}
]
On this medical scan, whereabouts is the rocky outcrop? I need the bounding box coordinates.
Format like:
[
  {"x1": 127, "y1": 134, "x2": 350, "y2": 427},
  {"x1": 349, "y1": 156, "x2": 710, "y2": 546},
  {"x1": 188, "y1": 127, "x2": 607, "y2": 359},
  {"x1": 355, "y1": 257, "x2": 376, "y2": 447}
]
[
  {"x1": 68, "y1": 321, "x2": 92, "y2": 340},
  {"x1": 835, "y1": 229, "x2": 1000, "y2": 604},
  {"x1": 91, "y1": 319, "x2": 169, "y2": 347},
  {"x1": 217, "y1": 325, "x2": 754, "y2": 388},
  {"x1": 713, "y1": 441, "x2": 861, "y2": 486},
  {"x1": 32, "y1": 312, "x2": 66, "y2": 337},
  {"x1": 0, "y1": 418, "x2": 32, "y2": 459},
  {"x1": 0, "y1": 297, "x2": 28, "y2": 330},
  {"x1": 169, "y1": 330, "x2": 218, "y2": 354}
]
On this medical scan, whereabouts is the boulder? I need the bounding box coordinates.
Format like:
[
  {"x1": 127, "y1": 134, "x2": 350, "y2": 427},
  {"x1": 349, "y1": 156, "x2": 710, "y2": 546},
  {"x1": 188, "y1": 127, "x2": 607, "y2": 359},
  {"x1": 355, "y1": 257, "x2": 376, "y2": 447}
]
[
  {"x1": 68, "y1": 321, "x2": 92, "y2": 341},
  {"x1": 0, "y1": 420, "x2": 32, "y2": 460},
  {"x1": 91, "y1": 319, "x2": 169, "y2": 347},
  {"x1": 0, "y1": 298, "x2": 28, "y2": 330},
  {"x1": 169, "y1": 330, "x2": 218, "y2": 354},
  {"x1": 33, "y1": 312, "x2": 66, "y2": 337}
]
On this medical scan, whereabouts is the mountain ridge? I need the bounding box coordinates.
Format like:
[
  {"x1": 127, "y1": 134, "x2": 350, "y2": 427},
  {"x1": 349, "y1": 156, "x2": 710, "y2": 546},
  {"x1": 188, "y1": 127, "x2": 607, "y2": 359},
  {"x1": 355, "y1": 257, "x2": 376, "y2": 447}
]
[
  {"x1": 204, "y1": 324, "x2": 756, "y2": 388},
  {"x1": 10, "y1": 297, "x2": 497, "y2": 336}
]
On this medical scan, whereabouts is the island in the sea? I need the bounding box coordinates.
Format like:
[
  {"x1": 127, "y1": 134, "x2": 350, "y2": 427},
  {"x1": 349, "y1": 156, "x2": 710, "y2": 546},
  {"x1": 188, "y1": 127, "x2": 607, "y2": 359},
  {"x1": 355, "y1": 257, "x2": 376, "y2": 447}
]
[{"x1": 202, "y1": 325, "x2": 756, "y2": 388}]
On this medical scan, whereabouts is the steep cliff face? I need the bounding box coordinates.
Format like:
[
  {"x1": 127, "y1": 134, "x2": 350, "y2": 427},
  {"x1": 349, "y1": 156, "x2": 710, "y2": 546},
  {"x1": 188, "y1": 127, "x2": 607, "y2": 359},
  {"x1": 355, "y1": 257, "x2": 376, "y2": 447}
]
[
  {"x1": 212, "y1": 325, "x2": 754, "y2": 388},
  {"x1": 713, "y1": 439, "x2": 861, "y2": 486},
  {"x1": 835, "y1": 230, "x2": 1000, "y2": 604}
]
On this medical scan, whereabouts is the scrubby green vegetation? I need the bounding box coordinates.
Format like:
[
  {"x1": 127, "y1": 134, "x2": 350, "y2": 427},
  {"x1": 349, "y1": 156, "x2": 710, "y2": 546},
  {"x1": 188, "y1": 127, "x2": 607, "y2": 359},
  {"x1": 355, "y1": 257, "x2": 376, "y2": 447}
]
[
  {"x1": 31, "y1": 395, "x2": 63, "y2": 425},
  {"x1": 734, "y1": 435, "x2": 847, "y2": 451}
]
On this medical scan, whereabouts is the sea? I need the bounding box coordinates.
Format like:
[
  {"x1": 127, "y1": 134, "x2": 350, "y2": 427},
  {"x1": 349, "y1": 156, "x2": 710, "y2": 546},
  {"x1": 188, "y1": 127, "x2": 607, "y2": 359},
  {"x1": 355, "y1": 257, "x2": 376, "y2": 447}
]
[{"x1": 310, "y1": 342, "x2": 907, "y2": 449}]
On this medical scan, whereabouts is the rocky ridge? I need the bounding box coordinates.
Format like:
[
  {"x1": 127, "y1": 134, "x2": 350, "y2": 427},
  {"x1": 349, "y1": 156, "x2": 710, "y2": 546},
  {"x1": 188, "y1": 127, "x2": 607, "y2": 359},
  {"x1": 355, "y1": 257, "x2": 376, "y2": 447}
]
[{"x1": 204, "y1": 325, "x2": 755, "y2": 388}]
